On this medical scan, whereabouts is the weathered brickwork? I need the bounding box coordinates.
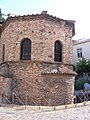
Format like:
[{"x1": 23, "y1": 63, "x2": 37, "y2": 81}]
[
  {"x1": 0, "y1": 76, "x2": 12, "y2": 104},
  {"x1": 0, "y1": 13, "x2": 74, "y2": 64},
  {"x1": 0, "y1": 61, "x2": 75, "y2": 105},
  {"x1": 0, "y1": 12, "x2": 76, "y2": 105}
]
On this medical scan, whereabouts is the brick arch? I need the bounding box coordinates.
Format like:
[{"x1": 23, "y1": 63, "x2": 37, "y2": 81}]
[
  {"x1": 20, "y1": 38, "x2": 31, "y2": 60},
  {"x1": 54, "y1": 40, "x2": 62, "y2": 62}
]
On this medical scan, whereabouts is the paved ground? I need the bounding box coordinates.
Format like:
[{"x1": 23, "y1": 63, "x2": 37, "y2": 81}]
[{"x1": 0, "y1": 105, "x2": 90, "y2": 120}]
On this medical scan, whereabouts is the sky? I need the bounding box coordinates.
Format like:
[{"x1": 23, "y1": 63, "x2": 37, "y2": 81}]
[{"x1": 0, "y1": 0, "x2": 90, "y2": 40}]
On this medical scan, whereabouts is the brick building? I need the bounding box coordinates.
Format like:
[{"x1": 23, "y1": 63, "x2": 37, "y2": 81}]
[{"x1": 0, "y1": 11, "x2": 76, "y2": 105}]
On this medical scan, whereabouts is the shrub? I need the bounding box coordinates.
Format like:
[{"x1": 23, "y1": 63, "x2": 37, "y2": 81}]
[{"x1": 74, "y1": 76, "x2": 90, "y2": 90}]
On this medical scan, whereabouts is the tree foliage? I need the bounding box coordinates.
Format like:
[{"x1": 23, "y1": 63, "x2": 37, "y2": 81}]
[
  {"x1": 74, "y1": 57, "x2": 90, "y2": 90},
  {"x1": 0, "y1": 8, "x2": 5, "y2": 27},
  {"x1": 74, "y1": 57, "x2": 90, "y2": 76}
]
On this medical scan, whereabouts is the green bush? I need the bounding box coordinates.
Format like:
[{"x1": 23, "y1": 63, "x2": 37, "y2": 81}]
[
  {"x1": 74, "y1": 76, "x2": 90, "y2": 90},
  {"x1": 74, "y1": 57, "x2": 90, "y2": 76}
]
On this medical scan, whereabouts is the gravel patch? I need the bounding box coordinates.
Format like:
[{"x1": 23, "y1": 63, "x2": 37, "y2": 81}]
[{"x1": 0, "y1": 105, "x2": 90, "y2": 120}]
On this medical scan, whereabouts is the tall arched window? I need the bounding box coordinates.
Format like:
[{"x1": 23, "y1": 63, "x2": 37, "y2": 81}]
[
  {"x1": 20, "y1": 38, "x2": 31, "y2": 60},
  {"x1": 54, "y1": 41, "x2": 62, "y2": 62}
]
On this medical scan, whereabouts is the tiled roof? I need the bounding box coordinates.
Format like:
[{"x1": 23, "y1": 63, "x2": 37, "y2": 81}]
[
  {"x1": 73, "y1": 38, "x2": 90, "y2": 45},
  {"x1": 42, "y1": 64, "x2": 77, "y2": 75}
]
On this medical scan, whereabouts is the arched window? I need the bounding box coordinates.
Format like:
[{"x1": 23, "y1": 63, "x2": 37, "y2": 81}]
[
  {"x1": 54, "y1": 41, "x2": 62, "y2": 62},
  {"x1": 20, "y1": 38, "x2": 31, "y2": 60}
]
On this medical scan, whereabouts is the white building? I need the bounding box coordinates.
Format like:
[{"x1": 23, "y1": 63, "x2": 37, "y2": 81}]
[{"x1": 73, "y1": 38, "x2": 90, "y2": 64}]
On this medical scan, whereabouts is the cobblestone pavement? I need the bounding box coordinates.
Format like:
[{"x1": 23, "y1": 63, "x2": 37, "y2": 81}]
[{"x1": 0, "y1": 105, "x2": 90, "y2": 120}]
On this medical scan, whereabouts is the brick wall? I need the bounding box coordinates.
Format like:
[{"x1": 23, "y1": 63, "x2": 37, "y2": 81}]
[
  {"x1": 0, "y1": 61, "x2": 75, "y2": 105},
  {"x1": 0, "y1": 76, "x2": 12, "y2": 104},
  {"x1": 0, "y1": 14, "x2": 74, "y2": 64},
  {"x1": 0, "y1": 13, "x2": 76, "y2": 106}
]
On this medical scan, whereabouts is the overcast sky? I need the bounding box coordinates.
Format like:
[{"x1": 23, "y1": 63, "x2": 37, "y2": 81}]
[{"x1": 0, "y1": 0, "x2": 90, "y2": 40}]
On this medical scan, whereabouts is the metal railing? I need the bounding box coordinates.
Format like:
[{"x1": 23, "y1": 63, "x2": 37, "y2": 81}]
[{"x1": 0, "y1": 90, "x2": 90, "y2": 110}]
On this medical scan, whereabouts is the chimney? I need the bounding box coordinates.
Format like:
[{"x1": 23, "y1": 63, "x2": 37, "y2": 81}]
[{"x1": 41, "y1": 11, "x2": 48, "y2": 14}]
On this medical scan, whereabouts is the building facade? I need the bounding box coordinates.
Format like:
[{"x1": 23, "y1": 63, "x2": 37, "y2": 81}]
[
  {"x1": 0, "y1": 11, "x2": 76, "y2": 105},
  {"x1": 73, "y1": 38, "x2": 90, "y2": 64}
]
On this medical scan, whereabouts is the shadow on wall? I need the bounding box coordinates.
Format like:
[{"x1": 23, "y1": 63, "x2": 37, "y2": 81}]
[{"x1": 0, "y1": 62, "x2": 13, "y2": 78}]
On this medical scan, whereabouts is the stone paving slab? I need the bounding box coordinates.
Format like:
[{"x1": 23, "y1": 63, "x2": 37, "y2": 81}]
[{"x1": 0, "y1": 105, "x2": 90, "y2": 120}]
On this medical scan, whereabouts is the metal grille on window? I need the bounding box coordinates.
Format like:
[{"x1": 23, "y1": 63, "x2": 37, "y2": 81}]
[
  {"x1": 54, "y1": 41, "x2": 62, "y2": 62},
  {"x1": 20, "y1": 39, "x2": 31, "y2": 60}
]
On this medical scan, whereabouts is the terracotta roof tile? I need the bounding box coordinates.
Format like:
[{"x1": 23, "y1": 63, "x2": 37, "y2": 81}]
[{"x1": 42, "y1": 64, "x2": 77, "y2": 75}]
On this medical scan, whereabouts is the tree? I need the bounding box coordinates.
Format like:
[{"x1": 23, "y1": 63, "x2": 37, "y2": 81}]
[
  {"x1": 0, "y1": 8, "x2": 5, "y2": 27},
  {"x1": 74, "y1": 57, "x2": 88, "y2": 76},
  {"x1": 74, "y1": 57, "x2": 90, "y2": 90},
  {"x1": 87, "y1": 60, "x2": 90, "y2": 75}
]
